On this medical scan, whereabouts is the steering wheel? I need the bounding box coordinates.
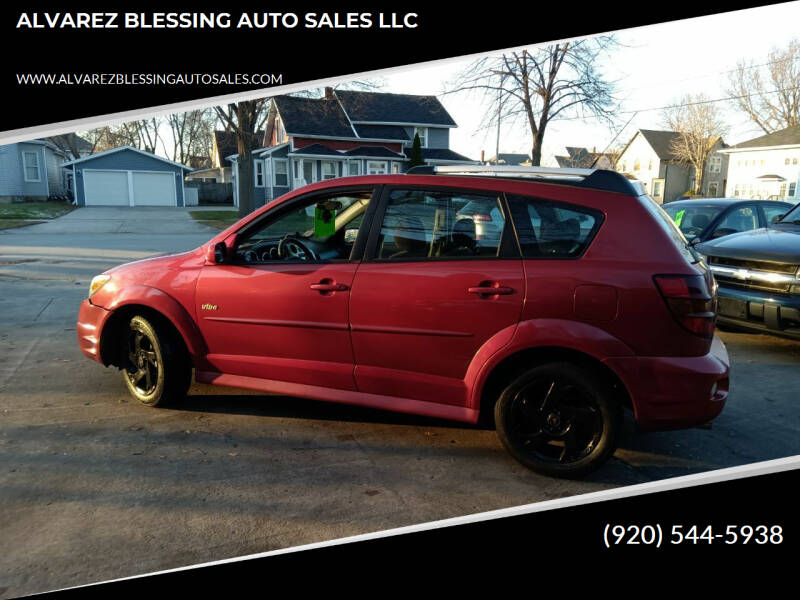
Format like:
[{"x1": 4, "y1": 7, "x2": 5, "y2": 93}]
[{"x1": 277, "y1": 235, "x2": 317, "y2": 261}]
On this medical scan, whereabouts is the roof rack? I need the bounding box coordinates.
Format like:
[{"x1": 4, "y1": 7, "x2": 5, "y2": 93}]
[{"x1": 405, "y1": 164, "x2": 642, "y2": 196}]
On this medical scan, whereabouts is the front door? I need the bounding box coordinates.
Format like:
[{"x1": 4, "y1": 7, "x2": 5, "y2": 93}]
[
  {"x1": 349, "y1": 186, "x2": 524, "y2": 407},
  {"x1": 195, "y1": 188, "x2": 375, "y2": 391}
]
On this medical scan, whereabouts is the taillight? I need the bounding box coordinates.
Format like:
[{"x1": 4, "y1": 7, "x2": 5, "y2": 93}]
[{"x1": 654, "y1": 274, "x2": 716, "y2": 338}]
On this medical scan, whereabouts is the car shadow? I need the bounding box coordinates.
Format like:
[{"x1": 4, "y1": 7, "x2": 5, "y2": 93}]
[{"x1": 175, "y1": 390, "x2": 479, "y2": 430}]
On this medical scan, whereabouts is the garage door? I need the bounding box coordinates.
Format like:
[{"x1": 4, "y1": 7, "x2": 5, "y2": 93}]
[
  {"x1": 83, "y1": 171, "x2": 129, "y2": 206},
  {"x1": 82, "y1": 170, "x2": 177, "y2": 206},
  {"x1": 132, "y1": 172, "x2": 176, "y2": 206}
]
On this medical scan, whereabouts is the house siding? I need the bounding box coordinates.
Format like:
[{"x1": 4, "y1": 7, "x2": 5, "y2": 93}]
[
  {"x1": 0, "y1": 143, "x2": 24, "y2": 199},
  {"x1": 724, "y1": 147, "x2": 800, "y2": 200},
  {"x1": 72, "y1": 149, "x2": 186, "y2": 206}
]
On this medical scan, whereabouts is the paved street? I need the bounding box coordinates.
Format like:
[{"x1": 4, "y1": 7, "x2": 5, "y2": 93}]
[{"x1": 1, "y1": 208, "x2": 799, "y2": 597}]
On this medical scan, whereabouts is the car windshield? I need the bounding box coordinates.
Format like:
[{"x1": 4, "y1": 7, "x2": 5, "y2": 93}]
[
  {"x1": 662, "y1": 204, "x2": 726, "y2": 240},
  {"x1": 776, "y1": 202, "x2": 800, "y2": 224}
]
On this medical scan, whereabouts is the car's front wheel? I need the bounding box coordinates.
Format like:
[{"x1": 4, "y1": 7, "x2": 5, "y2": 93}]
[
  {"x1": 494, "y1": 362, "x2": 621, "y2": 478},
  {"x1": 122, "y1": 315, "x2": 191, "y2": 406}
]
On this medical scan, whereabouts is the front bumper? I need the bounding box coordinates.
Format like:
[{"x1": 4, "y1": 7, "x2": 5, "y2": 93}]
[
  {"x1": 603, "y1": 335, "x2": 730, "y2": 432},
  {"x1": 715, "y1": 285, "x2": 800, "y2": 339},
  {"x1": 77, "y1": 299, "x2": 111, "y2": 363}
]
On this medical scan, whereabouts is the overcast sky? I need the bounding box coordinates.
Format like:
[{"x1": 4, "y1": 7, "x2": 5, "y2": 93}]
[{"x1": 367, "y1": 2, "x2": 800, "y2": 165}]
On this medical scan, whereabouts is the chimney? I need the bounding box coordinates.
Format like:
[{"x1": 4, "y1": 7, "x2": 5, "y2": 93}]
[
  {"x1": 324, "y1": 86, "x2": 334, "y2": 99},
  {"x1": 481, "y1": 150, "x2": 485, "y2": 163}
]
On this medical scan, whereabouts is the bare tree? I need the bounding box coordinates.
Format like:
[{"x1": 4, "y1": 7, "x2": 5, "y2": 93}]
[
  {"x1": 727, "y1": 38, "x2": 800, "y2": 134},
  {"x1": 662, "y1": 94, "x2": 729, "y2": 195},
  {"x1": 447, "y1": 39, "x2": 619, "y2": 166},
  {"x1": 215, "y1": 100, "x2": 270, "y2": 217},
  {"x1": 166, "y1": 109, "x2": 215, "y2": 166}
]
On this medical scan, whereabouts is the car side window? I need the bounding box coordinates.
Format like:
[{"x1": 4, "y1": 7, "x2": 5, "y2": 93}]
[
  {"x1": 506, "y1": 194, "x2": 603, "y2": 258},
  {"x1": 713, "y1": 205, "x2": 758, "y2": 237},
  {"x1": 234, "y1": 190, "x2": 372, "y2": 263},
  {"x1": 374, "y1": 189, "x2": 506, "y2": 260},
  {"x1": 763, "y1": 204, "x2": 789, "y2": 224}
]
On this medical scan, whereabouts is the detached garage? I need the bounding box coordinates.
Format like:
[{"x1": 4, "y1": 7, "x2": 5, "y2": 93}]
[{"x1": 62, "y1": 146, "x2": 192, "y2": 207}]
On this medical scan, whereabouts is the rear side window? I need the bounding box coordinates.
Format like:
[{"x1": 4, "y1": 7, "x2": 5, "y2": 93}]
[{"x1": 507, "y1": 194, "x2": 603, "y2": 258}]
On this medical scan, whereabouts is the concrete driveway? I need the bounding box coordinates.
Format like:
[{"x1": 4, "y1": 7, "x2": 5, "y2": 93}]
[{"x1": 1, "y1": 208, "x2": 800, "y2": 596}]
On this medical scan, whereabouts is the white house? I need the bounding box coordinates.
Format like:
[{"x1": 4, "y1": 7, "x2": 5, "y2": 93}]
[
  {"x1": 720, "y1": 124, "x2": 800, "y2": 201},
  {"x1": 616, "y1": 129, "x2": 728, "y2": 203}
]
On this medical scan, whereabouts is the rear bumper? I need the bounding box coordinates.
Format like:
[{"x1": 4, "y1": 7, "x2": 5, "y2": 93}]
[
  {"x1": 715, "y1": 286, "x2": 800, "y2": 339},
  {"x1": 604, "y1": 335, "x2": 730, "y2": 432},
  {"x1": 77, "y1": 299, "x2": 111, "y2": 363}
]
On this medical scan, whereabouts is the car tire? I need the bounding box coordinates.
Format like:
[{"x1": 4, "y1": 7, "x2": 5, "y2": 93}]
[
  {"x1": 121, "y1": 315, "x2": 191, "y2": 407},
  {"x1": 494, "y1": 362, "x2": 621, "y2": 478}
]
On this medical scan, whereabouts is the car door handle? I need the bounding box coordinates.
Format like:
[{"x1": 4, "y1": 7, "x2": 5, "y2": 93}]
[
  {"x1": 468, "y1": 286, "x2": 515, "y2": 296},
  {"x1": 310, "y1": 282, "x2": 349, "y2": 292}
]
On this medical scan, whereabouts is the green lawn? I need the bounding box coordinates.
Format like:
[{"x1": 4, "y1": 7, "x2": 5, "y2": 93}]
[
  {"x1": 189, "y1": 210, "x2": 241, "y2": 231},
  {"x1": 0, "y1": 201, "x2": 75, "y2": 220}
]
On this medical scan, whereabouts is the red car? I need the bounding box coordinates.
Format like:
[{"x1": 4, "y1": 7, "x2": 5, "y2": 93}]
[{"x1": 77, "y1": 166, "x2": 730, "y2": 477}]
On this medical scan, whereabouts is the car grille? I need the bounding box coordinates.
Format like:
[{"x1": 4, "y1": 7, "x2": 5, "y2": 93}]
[{"x1": 707, "y1": 256, "x2": 800, "y2": 294}]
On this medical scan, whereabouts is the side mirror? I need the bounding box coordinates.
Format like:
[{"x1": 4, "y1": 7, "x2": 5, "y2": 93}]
[{"x1": 205, "y1": 241, "x2": 228, "y2": 264}]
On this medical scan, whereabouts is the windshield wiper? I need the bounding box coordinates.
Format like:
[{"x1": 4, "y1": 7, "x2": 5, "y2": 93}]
[{"x1": 777, "y1": 219, "x2": 800, "y2": 225}]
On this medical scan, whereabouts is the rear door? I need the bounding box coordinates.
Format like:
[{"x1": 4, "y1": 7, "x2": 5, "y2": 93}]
[{"x1": 349, "y1": 186, "x2": 524, "y2": 408}]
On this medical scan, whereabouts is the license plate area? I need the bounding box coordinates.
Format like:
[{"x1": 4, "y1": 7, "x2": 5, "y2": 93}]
[{"x1": 718, "y1": 297, "x2": 747, "y2": 319}]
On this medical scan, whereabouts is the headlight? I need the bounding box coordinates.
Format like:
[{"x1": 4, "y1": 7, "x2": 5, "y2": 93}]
[{"x1": 88, "y1": 275, "x2": 111, "y2": 298}]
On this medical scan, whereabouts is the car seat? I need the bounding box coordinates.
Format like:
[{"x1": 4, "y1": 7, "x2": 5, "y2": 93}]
[{"x1": 387, "y1": 216, "x2": 429, "y2": 259}]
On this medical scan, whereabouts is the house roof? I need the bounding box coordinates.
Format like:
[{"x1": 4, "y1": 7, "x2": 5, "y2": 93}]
[
  {"x1": 487, "y1": 153, "x2": 530, "y2": 165},
  {"x1": 290, "y1": 144, "x2": 346, "y2": 157},
  {"x1": 275, "y1": 95, "x2": 356, "y2": 138},
  {"x1": 343, "y1": 146, "x2": 406, "y2": 159},
  {"x1": 60, "y1": 145, "x2": 192, "y2": 170},
  {"x1": 637, "y1": 130, "x2": 685, "y2": 161},
  {"x1": 418, "y1": 148, "x2": 476, "y2": 162},
  {"x1": 335, "y1": 90, "x2": 457, "y2": 127},
  {"x1": 728, "y1": 124, "x2": 800, "y2": 150},
  {"x1": 214, "y1": 130, "x2": 264, "y2": 166},
  {"x1": 353, "y1": 124, "x2": 410, "y2": 141}
]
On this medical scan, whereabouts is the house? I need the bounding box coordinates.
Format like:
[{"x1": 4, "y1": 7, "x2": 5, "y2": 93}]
[
  {"x1": 719, "y1": 124, "x2": 800, "y2": 201},
  {"x1": 230, "y1": 88, "x2": 477, "y2": 209},
  {"x1": 615, "y1": 129, "x2": 728, "y2": 203},
  {"x1": 485, "y1": 153, "x2": 530, "y2": 166},
  {"x1": 0, "y1": 139, "x2": 71, "y2": 202},
  {"x1": 61, "y1": 146, "x2": 193, "y2": 206},
  {"x1": 555, "y1": 147, "x2": 616, "y2": 169},
  {"x1": 186, "y1": 130, "x2": 265, "y2": 183}
]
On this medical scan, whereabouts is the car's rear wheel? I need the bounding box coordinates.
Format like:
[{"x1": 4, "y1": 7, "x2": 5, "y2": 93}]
[
  {"x1": 122, "y1": 315, "x2": 191, "y2": 407},
  {"x1": 494, "y1": 362, "x2": 621, "y2": 478}
]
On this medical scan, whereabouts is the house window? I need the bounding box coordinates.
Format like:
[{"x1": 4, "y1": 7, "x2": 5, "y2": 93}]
[
  {"x1": 648, "y1": 159, "x2": 653, "y2": 170},
  {"x1": 709, "y1": 156, "x2": 722, "y2": 174},
  {"x1": 23, "y1": 151, "x2": 40, "y2": 182},
  {"x1": 708, "y1": 182, "x2": 719, "y2": 197},
  {"x1": 321, "y1": 161, "x2": 337, "y2": 180},
  {"x1": 412, "y1": 127, "x2": 428, "y2": 147},
  {"x1": 367, "y1": 161, "x2": 388, "y2": 175},
  {"x1": 652, "y1": 179, "x2": 664, "y2": 198},
  {"x1": 254, "y1": 161, "x2": 264, "y2": 187},
  {"x1": 273, "y1": 159, "x2": 288, "y2": 187},
  {"x1": 734, "y1": 184, "x2": 741, "y2": 197},
  {"x1": 790, "y1": 183, "x2": 797, "y2": 197},
  {"x1": 348, "y1": 161, "x2": 361, "y2": 176},
  {"x1": 794, "y1": 158, "x2": 798, "y2": 165},
  {"x1": 786, "y1": 158, "x2": 791, "y2": 165},
  {"x1": 633, "y1": 159, "x2": 640, "y2": 171},
  {"x1": 391, "y1": 163, "x2": 400, "y2": 174}
]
